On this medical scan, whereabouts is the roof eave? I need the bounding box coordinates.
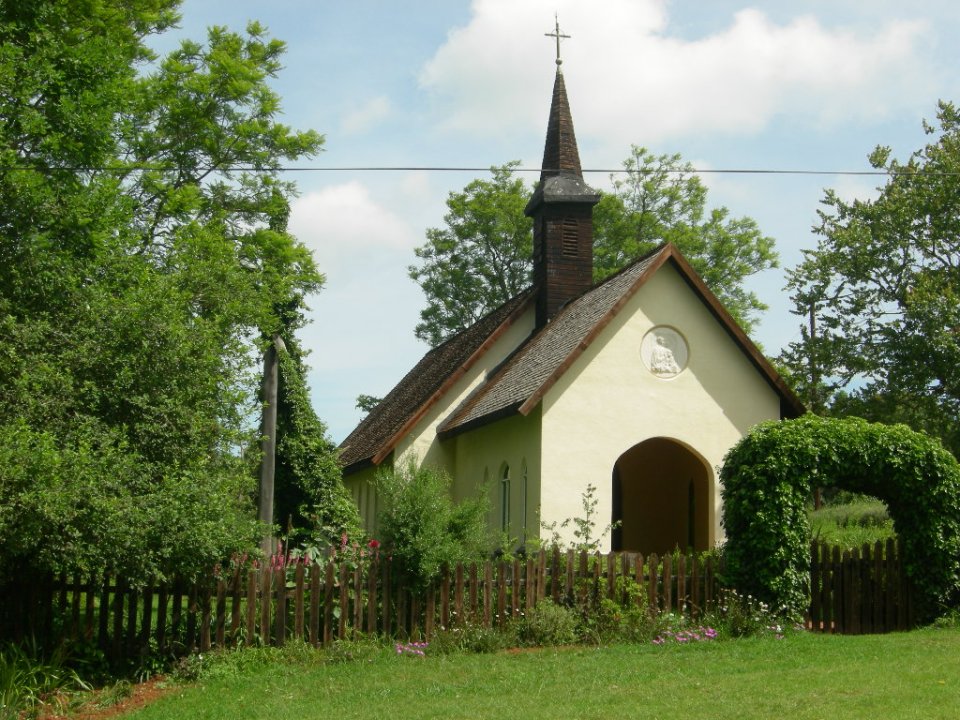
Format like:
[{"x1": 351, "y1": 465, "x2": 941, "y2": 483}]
[
  {"x1": 342, "y1": 455, "x2": 379, "y2": 478},
  {"x1": 436, "y1": 401, "x2": 525, "y2": 441},
  {"x1": 524, "y1": 175, "x2": 601, "y2": 216}
]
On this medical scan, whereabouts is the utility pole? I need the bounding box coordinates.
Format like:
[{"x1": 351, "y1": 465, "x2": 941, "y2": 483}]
[{"x1": 258, "y1": 334, "x2": 285, "y2": 556}]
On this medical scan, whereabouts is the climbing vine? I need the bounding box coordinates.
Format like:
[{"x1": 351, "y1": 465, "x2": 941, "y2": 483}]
[
  {"x1": 721, "y1": 415, "x2": 960, "y2": 620},
  {"x1": 273, "y1": 338, "x2": 361, "y2": 544}
]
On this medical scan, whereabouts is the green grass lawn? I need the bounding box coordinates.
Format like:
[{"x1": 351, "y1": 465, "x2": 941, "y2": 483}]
[
  {"x1": 124, "y1": 627, "x2": 960, "y2": 720},
  {"x1": 809, "y1": 495, "x2": 896, "y2": 548}
]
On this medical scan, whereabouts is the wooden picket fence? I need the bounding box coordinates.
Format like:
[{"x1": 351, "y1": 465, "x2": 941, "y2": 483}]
[
  {"x1": 0, "y1": 541, "x2": 914, "y2": 665},
  {"x1": 808, "y1": 538, "x2": 914, "y2": 634}
]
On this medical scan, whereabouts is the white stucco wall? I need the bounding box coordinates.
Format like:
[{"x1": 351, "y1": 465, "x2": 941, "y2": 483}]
[
  {"x1": 343, "y1": 464, "x2": 380, "y2": 536},
  {"x1": 450, "y1": 410, "x2": 542, "y2": 545},
  {"x1": 539, "y1": 263, "x2": 782, "y2": 550}
]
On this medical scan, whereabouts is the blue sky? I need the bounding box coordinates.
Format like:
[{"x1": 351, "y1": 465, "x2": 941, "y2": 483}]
[{"x1": 163, "y1": 0, "x2": 960, "y2": 442}]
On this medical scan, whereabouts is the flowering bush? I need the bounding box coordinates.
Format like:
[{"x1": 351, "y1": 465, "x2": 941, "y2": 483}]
[
  {"x1": 395, "y1": 641, "x2": 428, "y2": 657},
  {"x1": 703, "y1": 589, "x2": 803, "y2": 639},
  {"x1": 652, "y1": 625, "x2": 718, "y2": 645}
]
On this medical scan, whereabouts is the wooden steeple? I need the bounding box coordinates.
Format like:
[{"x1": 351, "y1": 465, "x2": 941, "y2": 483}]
[{"x1": 525, "y1": 56, "x2": 600, "y2": 328}]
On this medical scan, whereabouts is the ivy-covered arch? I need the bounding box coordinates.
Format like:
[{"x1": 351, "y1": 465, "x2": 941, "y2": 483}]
[{"x1": 721, "y1": 415, "x2": 960, "y2": 620}]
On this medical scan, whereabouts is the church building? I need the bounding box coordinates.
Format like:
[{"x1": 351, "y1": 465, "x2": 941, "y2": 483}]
[{"x1": 339, "y1": 62, "x2": 803, "y2": 555}]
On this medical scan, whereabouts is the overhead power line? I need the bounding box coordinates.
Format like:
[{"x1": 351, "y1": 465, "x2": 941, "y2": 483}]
[{"x1": 0, "y1": 163, "x2": 951, "y2": 177}]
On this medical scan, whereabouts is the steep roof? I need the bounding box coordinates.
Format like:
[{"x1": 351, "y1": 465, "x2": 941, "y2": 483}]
[
  {"x1": 439, "y1": 244, "x2": 803, "y2": 437},
  {"x1": 339, "y1": 244, "x2": 804, "y2": 473},
  {"x1": 525, "y1": 69, "x2": 599, "y2": 217},
  {"x1": 338, "y1": 290, "x2": 534, "y2": 472},
  {"x1": 539, "y1": 69, "x2": 582, "y2": 179}
]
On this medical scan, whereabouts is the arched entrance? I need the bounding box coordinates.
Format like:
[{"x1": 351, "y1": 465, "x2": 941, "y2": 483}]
[{"x1": 611, "y1": 438, "x2": 711, "y2": 554}]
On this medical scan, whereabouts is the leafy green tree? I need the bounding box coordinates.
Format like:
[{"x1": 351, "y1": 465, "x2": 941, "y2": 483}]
[
  {"x1": 409, "y1": 162, "x2": 532, "y2": 346},
  {"x1": 782, "y1": 101, "x2": 960, "y2": 453},
  {"x1": 0, "y1": 1, "x2": 341, "y2": 582},
  {"x1": 355, "y1": 394, "x2": 383, "y2": 414},
  {"x1": 410, "y1": 150, "x2": 777, "y2": 346},
  {"x1": 594, "y1": 147, "x2": 778, "y2": 332}
]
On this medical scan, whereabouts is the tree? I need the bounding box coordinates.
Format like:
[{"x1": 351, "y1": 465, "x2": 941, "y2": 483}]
[
  {"x1": 355, "y1": 394, "x2": 383, "y2": 414},
  {"x1": 409, "y1": 162, "x2": 532, "y2": 346},
  {"x1": 0, "y1": 2, "x2": 342, "y2": 583},
  {"x1": 409, "y1": 150, "x2": 777, "y2": 346},
  {"x1": 782, "y1": 101, "x2": 960, "y2": 455},
  {"x1": 594, "y1": 147, "x2": 778, "y2": 332}
]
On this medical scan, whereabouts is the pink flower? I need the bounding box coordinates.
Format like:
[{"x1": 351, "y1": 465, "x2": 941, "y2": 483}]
[{"x1": 368, "y1": 539, "x2": 381, "y2": 550}]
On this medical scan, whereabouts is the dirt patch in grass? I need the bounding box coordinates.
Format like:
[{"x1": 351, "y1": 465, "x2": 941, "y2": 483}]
[{"x1": 38, "y1": 676, "x2": 177, "y2": 720}]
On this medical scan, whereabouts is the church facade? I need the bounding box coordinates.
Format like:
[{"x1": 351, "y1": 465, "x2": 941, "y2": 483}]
[{"x1": 339, "y1": 68, "x2": 802, "y2": 554}]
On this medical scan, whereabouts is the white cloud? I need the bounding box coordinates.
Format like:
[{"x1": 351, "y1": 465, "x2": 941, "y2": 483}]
[
  {"x1": 419, "y1": 0, "x2": 936, "y2": 155},
  {"x1": 829, "y1": 174, "x2": 884, "y2": 206},
  {"x1": 289, "y1": 182, "x2": 416, "y2": 275},
  {"x1": 289, "y1": 182, "x2": 428, "y2": 442},
  {"x1": 340, "y1": 95, "x2": 392, "y2": 136}
]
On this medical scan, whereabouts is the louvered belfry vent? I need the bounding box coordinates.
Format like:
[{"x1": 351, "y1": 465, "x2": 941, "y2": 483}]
[
  {"x1": 561, "y1": 219, "x2": 579, "y2": 256},
  {"x1": 525, "y1": 68, "x2": 600, "y2": 329}
]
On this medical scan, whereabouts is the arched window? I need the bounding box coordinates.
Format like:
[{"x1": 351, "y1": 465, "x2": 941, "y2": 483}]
[
  {"x1": 500, "y1": 463, "x2": 511, "y2": 533},
  {"x1": 520, "y1": 460, "x2": 528, "y2": 535}
]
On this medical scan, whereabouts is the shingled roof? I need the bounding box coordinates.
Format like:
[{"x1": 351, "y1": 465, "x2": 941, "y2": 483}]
[
  {"x1": 339, "y1": 243, "x2": 804, "y2": 473},
  {"x1": 338, "y1": 289, "x2": 534, "y2": 473}
]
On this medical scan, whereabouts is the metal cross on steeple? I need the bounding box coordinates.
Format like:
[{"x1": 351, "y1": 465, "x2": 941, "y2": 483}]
[{"x1": 545, "y1": 14, "x2": 570, "y2": 66}]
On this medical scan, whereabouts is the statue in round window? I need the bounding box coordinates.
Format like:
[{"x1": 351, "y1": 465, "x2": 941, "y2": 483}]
[{"x1": 641, "y1": 327, "x2": 688, "y2": 379}]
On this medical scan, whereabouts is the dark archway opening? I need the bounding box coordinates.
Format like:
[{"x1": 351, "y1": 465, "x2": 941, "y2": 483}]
[{"x1": 611, "y1": 437, "x2": 710, "y2": 554}]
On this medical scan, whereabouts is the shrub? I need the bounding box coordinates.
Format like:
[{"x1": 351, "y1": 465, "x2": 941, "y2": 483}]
[
  {"x1": 518, "y1": 600, "x2": 579, "y2": 647},
  {"x1": 428, "y1": 622, "x2": 513, "y2": 655},
  {"x1": 375, "y1": 461, "x2": 490, "y2": 591},
  {"x1": 704, "y1": 589, "x2": 792, "y2": 639},
  {"x1": 0, "y1": 418, "x2": 258, "y2": 586}
]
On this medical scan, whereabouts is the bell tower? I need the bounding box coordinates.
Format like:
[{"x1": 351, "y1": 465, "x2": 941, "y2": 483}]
[{"x1": 525, "y1": 22, "x2": 600, "y2": 328}]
